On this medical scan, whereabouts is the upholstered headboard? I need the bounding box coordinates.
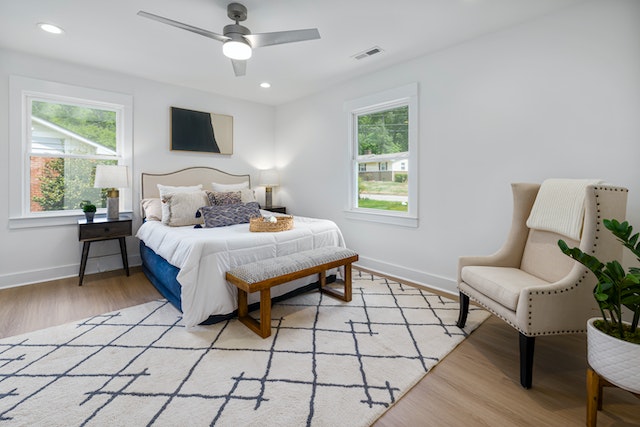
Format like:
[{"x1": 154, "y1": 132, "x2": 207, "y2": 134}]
[{"x1": 141, "y1": 167, "x2": 251, "y2": 199}]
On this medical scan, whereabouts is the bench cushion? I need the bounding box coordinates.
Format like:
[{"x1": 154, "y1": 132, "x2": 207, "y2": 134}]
[{"x1": 228, "y1": 246, "x2": 357, "y2": 284}]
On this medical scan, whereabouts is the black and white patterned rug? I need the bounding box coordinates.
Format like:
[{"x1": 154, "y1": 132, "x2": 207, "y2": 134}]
[{"x1": 0, "y1": 272, "x2": 488, "y2": 426}]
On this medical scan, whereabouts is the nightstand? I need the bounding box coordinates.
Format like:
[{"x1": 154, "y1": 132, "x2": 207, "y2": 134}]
[
  {"x1": 78, "y1": 214, "x2": 132, "y2": 286},
  {"x1": 264, "y1": 206, "x2": 286, "y2": 214}
]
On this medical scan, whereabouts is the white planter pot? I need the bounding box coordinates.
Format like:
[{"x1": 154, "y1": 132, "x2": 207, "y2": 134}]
[{"x1": 587, "y1": 317, "x2": 640, "y2": 393}]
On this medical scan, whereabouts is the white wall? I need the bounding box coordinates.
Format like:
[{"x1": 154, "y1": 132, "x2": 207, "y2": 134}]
[
  {"x1": 275, "y1": 0, "x2": 640, "y2": 294},
  {"x1": 0, "y1": 48, "x2": 276, "y2": 288}
]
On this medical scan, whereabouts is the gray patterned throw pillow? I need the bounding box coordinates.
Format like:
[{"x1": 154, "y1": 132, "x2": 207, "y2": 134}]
[
  {"x1": 198, "y1": 202, "x2": 261, "y2": 228},
  {"x1": 206, "y1": 190, "x2": 242, "y2": 206}
]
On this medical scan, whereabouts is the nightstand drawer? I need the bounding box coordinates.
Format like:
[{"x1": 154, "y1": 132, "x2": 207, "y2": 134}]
[{"x1": 79, "y1": 220, "x2": 132, "y2": 241}]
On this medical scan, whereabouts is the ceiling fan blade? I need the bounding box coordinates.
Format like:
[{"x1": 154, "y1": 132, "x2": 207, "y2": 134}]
[
  {"x1": 231, "y1": 59, "x2": 246, "y2": 77},
  {"x1": 137, "y1": 11, "x2": 229, "y2": 43},
  {"x1": 245, "y1": 28, "x2": 320, "y2": 48}
]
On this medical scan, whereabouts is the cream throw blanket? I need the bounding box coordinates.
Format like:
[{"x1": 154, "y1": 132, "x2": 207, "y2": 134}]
[{"x1": 526, "y1": 178, "x2": 603, "y2": 240}]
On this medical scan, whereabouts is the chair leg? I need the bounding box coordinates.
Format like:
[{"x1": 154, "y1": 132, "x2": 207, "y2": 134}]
[
  {"x1": 519, "y1": 333, "x2": 535, "y2": 389},
  {"x1": 457, "y1": 292, "x2": 469, "y2": 328}
]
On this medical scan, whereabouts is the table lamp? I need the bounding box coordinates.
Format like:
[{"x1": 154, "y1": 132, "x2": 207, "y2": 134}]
[
  {"x1": 94, "y1": 165, "x2": 129, "y2": 219},
  {"x1": 259, "y1": 169, "x2": 279, "y2": 209}
]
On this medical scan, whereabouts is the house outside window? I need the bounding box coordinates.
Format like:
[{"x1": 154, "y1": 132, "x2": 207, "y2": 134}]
[
  {"x1": 9, "y1": 76, "x2": 132, "y2": 228},
  {"x1": 345, "y1": 83, "x2": 418, "y2": 227}
]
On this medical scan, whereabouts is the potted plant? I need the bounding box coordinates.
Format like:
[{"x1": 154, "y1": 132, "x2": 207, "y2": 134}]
[
  {"x1": 558, "y1": 219, "x2": 640, "y2": 393},
  {"x1": 81, "y1": 201, "x2": 97, "y2": 222}
]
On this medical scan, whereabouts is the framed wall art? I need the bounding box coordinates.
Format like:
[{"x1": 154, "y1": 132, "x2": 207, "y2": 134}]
[{"x1": 170, "y1": 106, "x2": 233, "y2": 154}]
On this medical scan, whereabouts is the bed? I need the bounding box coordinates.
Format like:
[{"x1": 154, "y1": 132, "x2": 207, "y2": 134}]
[{"x1": 136, "y1": 167, "x2": 346, "y2": 327}]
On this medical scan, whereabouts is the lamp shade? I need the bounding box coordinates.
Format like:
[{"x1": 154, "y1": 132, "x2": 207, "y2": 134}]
[
  {"x1": 259, "y1": 169, "x2": 279, "y2": 187},
  {"x1": 94, "y1": 165, "x2": 129, "y2": 189}
]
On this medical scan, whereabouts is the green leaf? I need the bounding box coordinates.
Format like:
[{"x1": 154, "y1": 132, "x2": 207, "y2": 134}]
[{"x1": 595, "y1": 293, "x2": 609, "y2": 302}]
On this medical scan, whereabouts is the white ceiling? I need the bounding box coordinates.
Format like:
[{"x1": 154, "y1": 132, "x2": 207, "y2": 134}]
[{"x1": 0, "y1": 0, "x2": 588, "y2": 106}]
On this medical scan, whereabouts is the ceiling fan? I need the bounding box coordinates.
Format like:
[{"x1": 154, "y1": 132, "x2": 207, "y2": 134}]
[{"x1": 137, "y1": 2, "x2": 321, "y2": 77}]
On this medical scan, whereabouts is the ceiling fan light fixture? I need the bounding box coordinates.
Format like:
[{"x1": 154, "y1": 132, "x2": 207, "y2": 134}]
[
  {"x1": 137, "y1": 3, "x2": 320, "y2": 77},
  {"x1": 223, "y1": 40, "x2": 252, "y2": 60}
]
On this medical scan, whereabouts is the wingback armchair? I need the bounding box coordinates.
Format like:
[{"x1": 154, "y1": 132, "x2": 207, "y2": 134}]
[{"x1": 456, "y1": 182, "x2": 628, "y2": 388}]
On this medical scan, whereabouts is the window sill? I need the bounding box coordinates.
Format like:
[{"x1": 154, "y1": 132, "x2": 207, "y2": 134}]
[
  {"x1": 9, "y1": 211, "x2": 133, "y2": 229},
  {"x1": 343, "y1": 209, "x2": 418, "y2": 227}
]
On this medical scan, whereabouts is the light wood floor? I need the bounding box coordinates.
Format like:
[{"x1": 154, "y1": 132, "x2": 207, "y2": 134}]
[{"x1": 1, "y1": 269, "x2": 639, "y2": 426}]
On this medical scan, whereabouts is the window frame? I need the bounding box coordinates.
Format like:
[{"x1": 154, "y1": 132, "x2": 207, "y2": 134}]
[
  {"x1": 344, "y1": 83, "x2": 418, "y2": 227},
  {"x1": 9, "y1": 76, "x2": 133, "y2": 229}
]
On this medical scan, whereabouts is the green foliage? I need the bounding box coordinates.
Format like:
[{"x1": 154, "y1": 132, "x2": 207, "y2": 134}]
[
  {"x1": 558, "y1": 219, "x2": 640, "y2": 342},
  {"x1": 32, "y1": 158, "x2": 107, "y2": 212},
  {"x1": 81, "y1": 201, "x2": 96, "y2": 212},
  {"x1": 32, "y1": 158, "x2": 65, "y2": 211},
  {"x1": 358, "y1": 198, "x2": 408, "y2": 212},
  {"x1": 394, "y1": 173, "x2": 408, "y2": 183},
  {"x1": 358, "y1": 106, "x2": 408, "y2": 155},
  {"x1": 357, "y1": 178, "x2": 408, "y2": 212},
  {"x1": 32, "y1": 101, "x2": 116, "y2": 150}
]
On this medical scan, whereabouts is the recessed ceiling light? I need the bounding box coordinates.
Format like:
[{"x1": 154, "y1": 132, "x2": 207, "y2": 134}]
[
  {"x1": 38, "y1": 22, "x2": 64, "y2": 35},
  {"x1": 260, "y1": 82, "x2": 271, "y2": 89}
]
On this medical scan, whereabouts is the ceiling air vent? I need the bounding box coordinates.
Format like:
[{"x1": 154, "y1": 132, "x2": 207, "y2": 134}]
[{"x1": 352, "y1": 46, "x2": 384, "y2": 60}]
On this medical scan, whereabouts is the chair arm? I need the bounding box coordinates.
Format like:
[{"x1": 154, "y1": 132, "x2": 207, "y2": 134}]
[{"x1": 515, "y1": 264, "x2": 598, "y2": 335}]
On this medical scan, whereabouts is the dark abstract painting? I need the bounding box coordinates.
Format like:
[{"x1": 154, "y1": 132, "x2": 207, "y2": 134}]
[{"x1": 171, "y1": 107, "x2": 233, "y2": 154}]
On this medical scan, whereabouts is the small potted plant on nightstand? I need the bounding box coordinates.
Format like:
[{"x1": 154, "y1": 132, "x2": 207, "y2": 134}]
[
  {"x1": 558, "y1": 219, "x2": 640, "y2": 394},
  {"x1": 81, "y1": 201, "x2": 97, "y2": 222}
]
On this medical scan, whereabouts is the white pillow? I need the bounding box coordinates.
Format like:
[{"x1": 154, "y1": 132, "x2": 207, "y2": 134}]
[
  {"x1": 157, "y1": 184, "x2": 203, "y2": 198},
  {"x1": 239, "y1": 189, "x2": 257, "y2": 203},
  {"x1": 161, "y1": 191, "x2": 209, "y2": 226},
  {"x1": 211, "y1": 182, "x2": 249, "y2": 192},
  {"x1": 141, "y1": 198, "x2": 162, "y2": 221}
]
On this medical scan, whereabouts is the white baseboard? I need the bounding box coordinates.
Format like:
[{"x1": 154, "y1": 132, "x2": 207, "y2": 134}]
[
  {"x1": 1, "y1": 253, "x2": 455, "y2": 297},
  {"x1": 353, "y1": 255, "x2": 458, "y2": 297},
  {"x1": 0, "y1": 254, "x2": 142, "y2": 290}
]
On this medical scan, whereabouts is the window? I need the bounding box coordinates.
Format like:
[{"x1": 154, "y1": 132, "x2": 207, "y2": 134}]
[
  {"x1": 345, "y1": 83, "x2": 418, "y2": 227},
  {"x1": 9, "y1": 76, "x2": 133, "y2": 228}
]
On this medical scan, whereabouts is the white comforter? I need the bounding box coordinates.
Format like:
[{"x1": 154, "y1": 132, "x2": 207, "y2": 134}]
[{"x1": 136, "y1": 214, "x2": 346, "y2": 326}]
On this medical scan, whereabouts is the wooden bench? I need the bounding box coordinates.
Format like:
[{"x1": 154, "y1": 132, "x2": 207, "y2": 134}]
[{"x1": 225, "y1": 246, "x2": 359, "y2": 338}]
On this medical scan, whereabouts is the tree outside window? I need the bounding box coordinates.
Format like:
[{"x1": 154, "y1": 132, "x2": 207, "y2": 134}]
[{"x1": 356, "y1": 105, "x2": 409, "y2": 212}]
